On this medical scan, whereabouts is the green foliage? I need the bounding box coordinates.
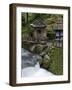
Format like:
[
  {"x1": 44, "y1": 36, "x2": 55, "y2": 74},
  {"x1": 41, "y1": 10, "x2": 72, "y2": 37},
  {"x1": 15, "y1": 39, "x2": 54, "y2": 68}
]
[
  {"x1": 21, "y1": 13, "x2": 63, "y2": 39},
  {"x1": 48, "y1": 47, "x2": 63, "y2": 75},
  {"x1": 47, "y1": 31, "x2": 56, "y2": 40}
]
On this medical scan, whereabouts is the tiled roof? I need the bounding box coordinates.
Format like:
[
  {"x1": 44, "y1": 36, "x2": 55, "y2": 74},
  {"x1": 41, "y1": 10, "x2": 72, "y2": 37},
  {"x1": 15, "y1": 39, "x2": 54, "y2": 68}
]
[{"x1": 30, "y1": 18, "x2": 46, "y2": 28}]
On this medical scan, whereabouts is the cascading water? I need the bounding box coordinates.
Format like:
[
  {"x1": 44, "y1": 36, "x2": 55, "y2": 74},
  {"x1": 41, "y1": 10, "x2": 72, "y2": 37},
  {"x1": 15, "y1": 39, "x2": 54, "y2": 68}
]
[{"x1": 21, "y1": 48, "x2": 55, "y2": 77}]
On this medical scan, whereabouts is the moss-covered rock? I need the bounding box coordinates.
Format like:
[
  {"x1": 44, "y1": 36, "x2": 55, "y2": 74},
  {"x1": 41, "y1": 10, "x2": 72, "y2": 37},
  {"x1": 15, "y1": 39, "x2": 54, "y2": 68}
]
[
  {"x1": 40, "y1": 51, "x2": 46, "y2": 57},
  {"x1": 30, "y1": 44, "x2": 45, "y2": 54},
  {"x1": 42, "y1": 54, "x2": 51, "y2": 69}
]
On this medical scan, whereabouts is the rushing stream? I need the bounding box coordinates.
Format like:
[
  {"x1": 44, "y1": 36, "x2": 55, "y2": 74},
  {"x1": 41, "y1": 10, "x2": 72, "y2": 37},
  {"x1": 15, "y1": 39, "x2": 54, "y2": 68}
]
[{"x1": 21, "y1": 48, "x2": 55, "y2": 77}]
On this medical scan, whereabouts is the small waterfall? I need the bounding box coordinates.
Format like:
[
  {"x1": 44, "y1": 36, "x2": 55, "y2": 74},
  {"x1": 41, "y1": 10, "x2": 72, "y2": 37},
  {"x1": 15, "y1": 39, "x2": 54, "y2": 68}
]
[
  {"x1": 21, "y1": 48, "x2": 41, "y2": 77},
  {"x1": 21, "y1": 48, "x2": 42, "y2": 69},
  {"x1": 21, "y1": 48, "x2": 55, "y2": 77}
]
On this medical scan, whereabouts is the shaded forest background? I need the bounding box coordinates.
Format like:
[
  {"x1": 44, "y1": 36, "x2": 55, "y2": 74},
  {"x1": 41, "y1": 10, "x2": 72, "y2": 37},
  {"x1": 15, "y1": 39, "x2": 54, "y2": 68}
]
[{"x1": 21, "y1": 13, "x2": 63, "y2": 40}]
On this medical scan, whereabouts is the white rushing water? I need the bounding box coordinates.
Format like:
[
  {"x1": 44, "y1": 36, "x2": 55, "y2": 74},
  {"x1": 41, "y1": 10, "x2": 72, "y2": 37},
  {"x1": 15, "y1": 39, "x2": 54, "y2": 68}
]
[
  {"x1": 21, "y1": 48, "x2": 55, "y2": 77},
  {"x1": 22, "y1": 62, "x2": 55, "y2": 77}
]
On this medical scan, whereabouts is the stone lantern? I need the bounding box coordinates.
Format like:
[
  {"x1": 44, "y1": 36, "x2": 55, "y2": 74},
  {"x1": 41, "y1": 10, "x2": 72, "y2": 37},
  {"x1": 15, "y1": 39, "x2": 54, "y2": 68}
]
[{"x1": 30, "y1": 18, "x2": 47, "y2": 42}]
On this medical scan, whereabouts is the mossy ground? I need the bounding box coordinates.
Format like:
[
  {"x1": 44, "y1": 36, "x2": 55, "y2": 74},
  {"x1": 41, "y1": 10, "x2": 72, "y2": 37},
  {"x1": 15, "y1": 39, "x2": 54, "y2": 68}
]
[{"x1": 48, "y1": 47, "x2": 63, "y2": 75}]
